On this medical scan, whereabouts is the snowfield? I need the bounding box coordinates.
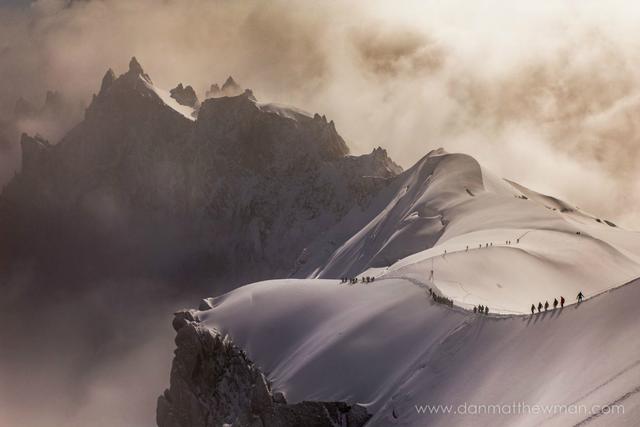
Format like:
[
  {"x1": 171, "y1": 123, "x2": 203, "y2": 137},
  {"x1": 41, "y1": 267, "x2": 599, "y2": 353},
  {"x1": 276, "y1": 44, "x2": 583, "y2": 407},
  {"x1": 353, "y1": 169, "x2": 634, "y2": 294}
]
[
  {"x1": 198, "y1": 277, "x2": 640, "y2": 427},
  {"x1": 191, "y1": 150, "x2": 640, "y2": 426},
  {"x1": 297, "y1": 149, "x2": 640, "y2": 314}
]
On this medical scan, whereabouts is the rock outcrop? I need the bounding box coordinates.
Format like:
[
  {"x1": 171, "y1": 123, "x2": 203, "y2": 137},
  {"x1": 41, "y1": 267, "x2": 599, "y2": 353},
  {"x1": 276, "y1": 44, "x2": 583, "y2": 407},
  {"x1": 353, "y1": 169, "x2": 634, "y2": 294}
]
[
  {"x1": 158, "y1": 311, "x2": 370, "y2": 427},
  {"x1": 170, "y1": 83, "x2": 199, "y2": 108},
  {"x1": 206, "y1": 76, "x2": 244, "y2": 98}
]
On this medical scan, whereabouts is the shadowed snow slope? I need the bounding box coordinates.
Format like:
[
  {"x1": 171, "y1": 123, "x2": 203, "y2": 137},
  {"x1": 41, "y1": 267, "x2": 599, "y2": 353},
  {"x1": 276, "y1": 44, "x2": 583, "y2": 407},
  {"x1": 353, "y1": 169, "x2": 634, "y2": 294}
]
[
  {"x1": 198, "y1": 277, "x2": 640, "y2": 427},
  {"x1": 293, "y1": 149, "x2": 640, "y2": 314}
]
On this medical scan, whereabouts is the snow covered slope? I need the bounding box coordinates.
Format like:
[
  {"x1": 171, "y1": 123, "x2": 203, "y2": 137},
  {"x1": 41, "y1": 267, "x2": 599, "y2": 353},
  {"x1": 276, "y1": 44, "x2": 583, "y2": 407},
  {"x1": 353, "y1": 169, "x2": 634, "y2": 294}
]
[
  {"x1": 295, "y1": 149, "x2": 640, "y2": 314},
  {"x1": 197, "y1": 276, "x2": 640, "y2": 427},
  {"x1": 172, "y1": 149, "x2": 640, "y2": 426}
]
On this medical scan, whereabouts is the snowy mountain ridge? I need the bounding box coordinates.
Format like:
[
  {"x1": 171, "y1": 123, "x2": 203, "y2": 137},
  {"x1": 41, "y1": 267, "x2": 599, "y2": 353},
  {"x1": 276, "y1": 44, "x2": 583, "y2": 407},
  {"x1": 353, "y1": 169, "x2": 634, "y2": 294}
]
[
  {"x1": 169, "y1": 143, "x2": 640, "y2": 426},
  {"x1": 2, "y1": 56, "x2": 639, "y2": 427}
]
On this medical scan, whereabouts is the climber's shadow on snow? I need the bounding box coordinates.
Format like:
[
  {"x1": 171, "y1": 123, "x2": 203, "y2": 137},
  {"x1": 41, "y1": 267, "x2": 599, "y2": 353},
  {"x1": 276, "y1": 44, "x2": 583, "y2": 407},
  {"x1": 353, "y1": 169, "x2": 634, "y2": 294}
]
[{"x1": 524, "y1": 307, "x2": 564, "y2": 325}]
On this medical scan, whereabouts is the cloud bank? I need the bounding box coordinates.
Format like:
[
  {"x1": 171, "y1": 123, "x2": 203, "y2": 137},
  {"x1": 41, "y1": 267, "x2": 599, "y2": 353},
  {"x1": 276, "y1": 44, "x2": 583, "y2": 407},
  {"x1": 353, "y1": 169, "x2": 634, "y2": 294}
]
[{"x1": 2, "y1": 0, "x2": 640, "y2": 226}]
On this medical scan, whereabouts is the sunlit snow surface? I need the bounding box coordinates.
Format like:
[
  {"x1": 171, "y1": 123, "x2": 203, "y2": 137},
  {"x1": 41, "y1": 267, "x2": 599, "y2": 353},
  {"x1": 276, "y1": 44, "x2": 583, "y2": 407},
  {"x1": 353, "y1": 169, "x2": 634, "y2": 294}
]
[
  {"x1": 195, "y1": 151, "x2": 640, "y2": 427},
  {"x1": 298, "y1": 151, "x2": 640, "y2": 314},
  {"x1": 199, "y1": 278, "x2": 640, "y2": 427}
]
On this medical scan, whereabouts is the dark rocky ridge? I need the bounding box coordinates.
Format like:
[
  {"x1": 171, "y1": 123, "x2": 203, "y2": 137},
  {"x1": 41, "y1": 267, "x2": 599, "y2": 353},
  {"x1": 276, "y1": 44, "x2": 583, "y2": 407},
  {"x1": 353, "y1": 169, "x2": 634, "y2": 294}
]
[
  {"x1": 0, "y1": 57, "x2": 401, "y2": 291},
  {"x1": 158, "y1": 311, "x2": 371, "y2": 427}
]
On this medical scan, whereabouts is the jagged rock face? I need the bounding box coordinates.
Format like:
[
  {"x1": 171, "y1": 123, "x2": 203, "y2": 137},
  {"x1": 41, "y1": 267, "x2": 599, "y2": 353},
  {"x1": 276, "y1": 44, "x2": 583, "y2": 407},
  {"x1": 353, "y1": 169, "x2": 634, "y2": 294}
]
[
  {"x1": 158, "y1": 312, "x2": 370, "y2": 427},
  {"x1": 0, "y1": 58, "x2": 401, "y2": 288},
  {"x1": 206, "y1": 76, "x2": 244, "y2": 98},
  {"x1": 170, "y1": 83, "x2": 199, "y2": 108}
]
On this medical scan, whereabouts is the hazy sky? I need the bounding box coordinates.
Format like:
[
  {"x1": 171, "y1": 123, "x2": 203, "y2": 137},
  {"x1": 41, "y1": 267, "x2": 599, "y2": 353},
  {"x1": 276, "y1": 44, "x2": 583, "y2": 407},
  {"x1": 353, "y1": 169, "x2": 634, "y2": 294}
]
[{"x1": 2, "y1": 0, "x2": 640, "y2": 226}]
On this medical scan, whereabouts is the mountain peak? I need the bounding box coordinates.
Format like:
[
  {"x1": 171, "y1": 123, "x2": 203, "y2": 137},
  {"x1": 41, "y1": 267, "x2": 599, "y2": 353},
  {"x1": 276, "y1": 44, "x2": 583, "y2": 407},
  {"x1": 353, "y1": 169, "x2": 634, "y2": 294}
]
[
  {"x1": 206, "y1": 76, "x2": 244, "y2": 98},
  {"x1": 128, "y1": 56, "x2": 144, "y2": 75},
  {"x1": 222, "y1": 76, "x2": 238, "y2": 89},
  {"x1": 100, "y1": 68, "x2": 116, "y2": 94}
]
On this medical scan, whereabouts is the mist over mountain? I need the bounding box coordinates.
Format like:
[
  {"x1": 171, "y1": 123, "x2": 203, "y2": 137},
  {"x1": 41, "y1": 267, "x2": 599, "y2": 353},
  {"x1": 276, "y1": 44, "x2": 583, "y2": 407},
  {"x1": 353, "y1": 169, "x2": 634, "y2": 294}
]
[
  {"x1": 2, "y1": 3, "x2": 640, "y2": 427},
  {"x1": 3, "y1": 1, "x2": 640, "y2": 228},
  {"x1": 1, "y1": 57, "x2": 400, "y2": 287},
  {"x1": 0, "y1": 57, "x2": 401, "y2": 427}
]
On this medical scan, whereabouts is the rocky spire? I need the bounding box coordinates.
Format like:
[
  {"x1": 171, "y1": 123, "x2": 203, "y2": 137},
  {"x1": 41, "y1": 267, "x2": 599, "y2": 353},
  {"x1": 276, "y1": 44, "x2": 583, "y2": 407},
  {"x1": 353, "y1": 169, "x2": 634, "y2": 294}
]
[
  {"x1": 221, "y1": 76, "x2": 242, "y2": 96},
  {"x1": 205, "y1": 83, "x2": 220, "y2": 98},
  {"x1": 169, "y1": 83, "x2": 199, "y2": 108},
  {"x1": 100, "y1": 68, "x2": 116, "y2": 95},
  {"x1": 125, "y1": 56, "x2": 152, "y2": 84},
  {"x1": 128, "y1": 56, "x2": 144, "y2": 74},
  {"x1": 204, "y1": 76, "x2": 244, "y2": 99}
]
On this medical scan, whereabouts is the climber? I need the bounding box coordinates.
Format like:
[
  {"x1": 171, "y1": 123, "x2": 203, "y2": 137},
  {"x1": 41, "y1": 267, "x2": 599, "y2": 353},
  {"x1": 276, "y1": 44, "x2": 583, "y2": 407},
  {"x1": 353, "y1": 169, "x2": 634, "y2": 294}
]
[
  {"x1": 560, "y1": 296, "x2": 565, "y2": 308},
  {"x1": 544, "y1": 301, "x2": 549, "y2": 311},
  {"x1": 531, "y1": 304, "x2": 535, "y2": 314},
  {"x1": 553, "y1": 298, "x2": 558, "y2": 309},
  {"x1": 577, "y1": 291, "x2": 584, "y2": 303},
  {"x1": 537, "y1": 302, "x2": 543, "y2": 313}
]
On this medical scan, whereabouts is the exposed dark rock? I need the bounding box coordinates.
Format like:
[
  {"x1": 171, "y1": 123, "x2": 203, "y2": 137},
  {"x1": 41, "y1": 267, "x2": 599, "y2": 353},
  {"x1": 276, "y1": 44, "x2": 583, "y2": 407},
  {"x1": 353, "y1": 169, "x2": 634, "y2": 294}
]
[
  {"x1": 157, "y1": 317, "x2": 371, "y2": 427},
  {"x1": 170, "y1": 83, "x2": 199, "y2": 108},
  {"x1": 100, "y1": 68, "x2": 116, "y2": 95},
  {"x1": 129, "y1": 56, "x2": 145, "y2": 75}
]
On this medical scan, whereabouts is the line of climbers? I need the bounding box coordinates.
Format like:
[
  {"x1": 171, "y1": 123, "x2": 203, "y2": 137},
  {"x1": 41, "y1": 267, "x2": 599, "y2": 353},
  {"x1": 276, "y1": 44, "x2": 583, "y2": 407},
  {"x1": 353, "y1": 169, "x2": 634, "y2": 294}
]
[
  {"x1": 428, "y1": 288, "x2": 454, "y2": 307},
  {"x1": 473, "y1": 305, "x2": 489, "y2": 315},
  {"x1": 340, "y1": 276, "x2": 376, "y2": 284},
  {"x1": 458, "y1": 238, "x2": 521, "y2": 253},
  {"x1": 530, "y1": 291, "x2": 584, "y2": 314}
]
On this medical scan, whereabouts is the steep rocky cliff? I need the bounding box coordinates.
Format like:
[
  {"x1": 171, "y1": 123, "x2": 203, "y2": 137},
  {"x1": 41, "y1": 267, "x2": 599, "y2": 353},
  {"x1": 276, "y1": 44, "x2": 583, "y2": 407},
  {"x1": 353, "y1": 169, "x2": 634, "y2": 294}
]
[{"x1": 158, "y1": 311, "x2": 370, "y2": 427}]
